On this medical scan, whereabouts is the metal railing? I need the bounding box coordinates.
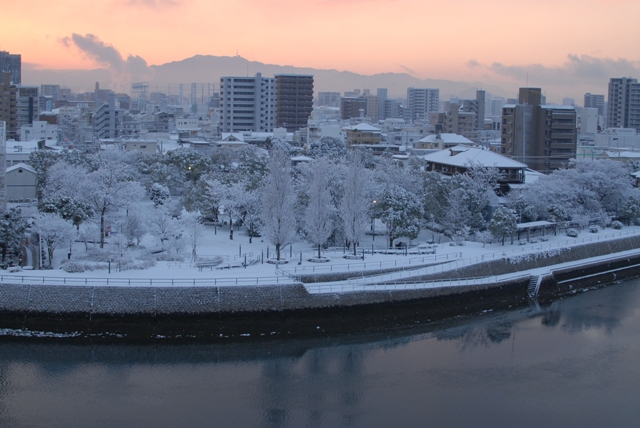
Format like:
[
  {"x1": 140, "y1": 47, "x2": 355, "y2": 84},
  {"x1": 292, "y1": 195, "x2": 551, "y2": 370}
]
[
  {"x1": 276, "y1": 252, "x2": 462, "y2": 275},
  {"x1": 0, "y1": 275, "x2": 292, "y2": 287},
  {"x1": 305, "y1": 273, "x2": 532, "y2": 294}
]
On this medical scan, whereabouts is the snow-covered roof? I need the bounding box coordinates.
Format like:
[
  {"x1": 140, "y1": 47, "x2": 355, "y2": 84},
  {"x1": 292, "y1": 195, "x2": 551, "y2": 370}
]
[
  {"x1": 221, "y1": 133, "x2": 245, "y2": 142},
  {"x1": 421, "y1": 146, "x2": 527, "y2": 169},
  {"x1": 540, "y1": 105, "x2": 576, "y2": 110},
  {"x1": 599, "y1": 151, "x2": 640, "y2": 159},
  {"x1": 6, "y1": 163, "x2": 36, "y2": 174},
  {"x1": 291, "y1": 155, "x2": 313, "y2": 162},
  {"x1": 343, "y1": 123, "x2": 381, "y2": 132},
  {"x1": 417, "y1": 133, "x2": 474, "y2": 145},
  {"x1": 516, "y1": 221, "x2": 555, "y2": 229}
]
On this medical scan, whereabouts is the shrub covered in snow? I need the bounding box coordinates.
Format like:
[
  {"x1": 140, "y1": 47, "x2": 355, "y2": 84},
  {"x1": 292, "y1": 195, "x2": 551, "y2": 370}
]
[
  {"x1": 505, "y1": 248, "x2": 566, "y2": 264},
  {"x1": 566, "y1": 228, "x2": 579, "y2": 237},
  {"x1": 60, "y1": 261, "x2": 94, "y2": 273},
  {"x1": 590, "y1": 225, "x2": 600, "y2": 233},
  {"x1": 612, "y1": 220, "x2": 623, "y2": 229}
]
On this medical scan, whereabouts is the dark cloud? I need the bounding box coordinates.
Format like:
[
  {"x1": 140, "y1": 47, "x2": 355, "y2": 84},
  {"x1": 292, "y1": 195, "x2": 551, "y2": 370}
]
[
  {"x1": 466, "y1": 59, "x2": 480, "y2": 69},
  {"x1": 487, "y1": 55, "x2": 639, "y2": 85},
  {"x1": 397, "y1": 64, "x2": 417, "y2": 76},
  {"x1": 58, "y1": 33, "x2": 154, "y2": 91}
]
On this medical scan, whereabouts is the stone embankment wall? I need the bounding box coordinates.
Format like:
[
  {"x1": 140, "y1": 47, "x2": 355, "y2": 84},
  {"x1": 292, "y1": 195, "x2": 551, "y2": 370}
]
[
  {"x1": 0, "y1": 279, "x2": 528, "y2": 316},
  {"x1": 1, "y1": 235, "x2": 640, "y2": 317}
]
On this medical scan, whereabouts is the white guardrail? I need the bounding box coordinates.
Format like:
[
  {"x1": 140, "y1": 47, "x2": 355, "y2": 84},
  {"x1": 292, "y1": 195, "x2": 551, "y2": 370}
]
[
  {"x1": 305, "y1": 274, "x2": 532, "y2": 294},
  {"x1": 276, "y1": 252, "x2": 463, "y2": 276},
  {"x1": 0, "y1": 275, "x2": 291, "y2": 287}
]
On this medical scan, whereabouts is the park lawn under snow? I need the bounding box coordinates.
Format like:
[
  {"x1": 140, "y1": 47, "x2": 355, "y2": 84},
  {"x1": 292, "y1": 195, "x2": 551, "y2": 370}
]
[{"x1": 4, "y1": 209, "x2": 640, "y2": 287}]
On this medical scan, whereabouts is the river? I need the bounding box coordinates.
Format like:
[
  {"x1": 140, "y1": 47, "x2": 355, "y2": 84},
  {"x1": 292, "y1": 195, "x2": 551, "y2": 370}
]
[{"x1": 1, "y1": 279, "x2": 640, "y2": 427}]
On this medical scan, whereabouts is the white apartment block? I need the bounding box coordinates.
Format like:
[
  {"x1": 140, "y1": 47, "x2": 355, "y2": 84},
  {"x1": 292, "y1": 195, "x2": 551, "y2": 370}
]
[
  {"x1": 406, "y1": 87, "x2": 439, "y2": 122},
  {"x1": 220, "y1": 73, "x2": 276, "y2": 133},
  {"x1": 608, "y1": 77, "x2": 640, "y2": 131},
  {"x1": 20, "y1": 120, "x2": 57, "y2": 142}
]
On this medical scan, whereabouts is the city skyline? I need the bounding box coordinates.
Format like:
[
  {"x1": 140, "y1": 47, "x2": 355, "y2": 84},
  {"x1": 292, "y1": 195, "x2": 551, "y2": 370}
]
[{"x1": 2, "y1": 0, "x2": 639, "y2": 100}]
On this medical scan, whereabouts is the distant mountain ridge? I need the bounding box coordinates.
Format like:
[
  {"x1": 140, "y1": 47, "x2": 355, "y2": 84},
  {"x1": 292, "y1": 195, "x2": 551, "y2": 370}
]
[{"x1": 24, "y1": 55, "x2": 508, "y2": 100}]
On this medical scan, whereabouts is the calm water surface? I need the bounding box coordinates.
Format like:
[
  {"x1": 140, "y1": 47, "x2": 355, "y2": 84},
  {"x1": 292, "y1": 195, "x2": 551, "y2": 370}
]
[{"x1": 1, "y1": 280, "x2": 640, "y2": 427}]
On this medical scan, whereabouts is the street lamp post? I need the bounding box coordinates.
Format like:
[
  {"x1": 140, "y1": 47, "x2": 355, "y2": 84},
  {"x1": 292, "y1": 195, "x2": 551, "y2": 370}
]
[{"x1": 372, "y1": 200, "x2": 377, "y2": 241}]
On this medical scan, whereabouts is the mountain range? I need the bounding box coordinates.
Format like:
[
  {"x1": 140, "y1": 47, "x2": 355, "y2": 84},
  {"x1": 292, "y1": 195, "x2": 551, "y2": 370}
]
[{"x1": 23, "y1": 55, "x2": 509, "y2": 100}]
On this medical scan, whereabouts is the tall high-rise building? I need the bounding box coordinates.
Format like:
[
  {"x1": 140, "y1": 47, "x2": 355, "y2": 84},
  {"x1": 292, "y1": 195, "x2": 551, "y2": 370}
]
[
  {"x1": 0, "y1": 51, "x2": 21, "y2": 85},
  {"x1": 340, "y1": 97, "x2": 367, "y2": 120},
  {"x1": 41, "y1": 84, "x2": 61, "y2": 100},
  {"x1": 317, "y1": 92, "x2": 340, "y2": 107},
  {"x1": 0, "y1": 73, "x2": 17, "y2": 140},
  {"x1": 0, "y1": 121, "x2": 5, "y2": 212},
  {"x1": 476, "y1": 90, "x2": 486, "y2": 130},
  {"x1": 220, "y1": 73, "x2": 276, "y2": 133},
  {"x1": 584, "y1": 93, "x2": 605, "y2": 116},
  {"x1": 275, "y1": 74, "x2": 313, "y2": 132},
  {"x1": 16, "y1": 86, "x2": 39, "y2": 137},
  {"x1": 501, "y1": 87, "x2": 577, "y2": 173},
  {"x1": 377, "y1": 88, "x2": 388, "y2": 120},
  {"x1": 406, "y1": 87, "x2": 439, "y2": 122},
  {"x1": 607, "y1": 77, "x2": 640, "y2": 131}
]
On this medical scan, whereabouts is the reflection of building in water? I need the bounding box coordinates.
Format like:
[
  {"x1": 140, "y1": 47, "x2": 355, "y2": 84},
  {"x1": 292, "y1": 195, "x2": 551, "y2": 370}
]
[{"x1": 257, "y1": 347, "x2": 365, "y2": 427}]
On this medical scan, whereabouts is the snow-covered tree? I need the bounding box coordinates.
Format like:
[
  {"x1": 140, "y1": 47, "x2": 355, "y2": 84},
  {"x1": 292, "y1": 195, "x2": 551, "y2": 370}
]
[
  {"x1": 118, "y1": 209, "x2": 146, "y2": 247},
  {"x1": 182, "y1": 177, "x2": 220, "y2": 220},
  {"x1": 620, "y1": 196, "x2": 640, "y2": 224},
  {"x1": 340, "y1": 152, "x2": 371, "y2": 256},
  {"x1": 488, "y1": 206, "x2": 518, "y2": 245},
  {"x1": 147, "y1": 206, "x2": 179, "y2": 251},
  {"x1": 522, "y1": 159, "x2": 640, "y2": 223},
  {"x1": 164, "y1": 149, "x2": 212, "y2": 182},
  {"x1": 442, "y1": 188, "x2": 474, "y2": 244},
  {"x1": 136, "y1": 153, "x2": 186, "y2": 194},
  {"x1": 81, "y1": 160, "x2": 145, "y2": 248},
  {"x1": 306, "y1": 137, "x2": 347, "y2": 159},
  {"x1": 235, "y1": 185, "x2": 262, "y2": 243},
  {"x1": 261, "y1": 148, "x2": 298, "y2": 260},
  {"x1": 28, "y1": 150, "x2": 61, "y2": 201},
  {"x1": 219, "y1": 181, "x2": 246, "y2": 240},
  {"x1": 180, "y1": 210, "x2": 203, "y2": 261},
  {"x1": 40, "y1": 196, "x2": 94, "y2": 230},
  {"x1": 0, "y1": 208, "x2": 28, "y2": 266},
  {"x1": 34, "y1": 213, "x2": 76, "y2": 267},
  {"x1": 375, "y1": 185, "x2": 423, "y2": 247},
  {"x1": 304, "y1": 158, "x2": 334, "y2": 258},
  {"x1": 149, "y1": 183, "x2": 171, "y2": 207}
]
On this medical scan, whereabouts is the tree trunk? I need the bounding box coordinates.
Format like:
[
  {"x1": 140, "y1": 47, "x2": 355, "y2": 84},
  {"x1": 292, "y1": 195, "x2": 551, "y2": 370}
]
[
  {"x1": 276, "y1": 243, "x2": 281, "y2": 260},
  {"x1": 353, "y1": 241, "x2": 357, "y2": 256},
  {"x1": 318, "y1": 244, "x2": 322, "y2": 259},
  {"x1": 100, "y1": 211, "x2": 105, "y2": 248}
]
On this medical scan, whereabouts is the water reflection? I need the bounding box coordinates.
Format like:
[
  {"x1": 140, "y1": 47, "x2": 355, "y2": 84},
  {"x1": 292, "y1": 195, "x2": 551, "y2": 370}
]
[{"x1": 1, "y1": 280, "x2": 640, "y2": 427}]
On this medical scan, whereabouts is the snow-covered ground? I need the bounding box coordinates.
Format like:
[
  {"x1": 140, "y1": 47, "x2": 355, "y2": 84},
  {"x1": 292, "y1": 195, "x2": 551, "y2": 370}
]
[{"x1": 3, "y1": 214, "x2": 640, "y2": 288}]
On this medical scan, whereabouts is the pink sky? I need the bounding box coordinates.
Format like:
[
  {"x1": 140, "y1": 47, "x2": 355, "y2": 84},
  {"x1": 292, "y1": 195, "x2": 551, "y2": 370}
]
[{"x1": 2, "y1": 0, "x2": 639, "y2": 97}]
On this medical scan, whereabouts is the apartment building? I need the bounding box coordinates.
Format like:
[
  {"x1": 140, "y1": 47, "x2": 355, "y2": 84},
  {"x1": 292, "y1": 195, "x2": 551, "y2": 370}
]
[
  {"x1": 275, "y1": 74, "x2": 313, "y2": 132},
  {"x1": 220, "y1": 73, "x2": 276, "y2": 133},
  {"x1": 607, "y1": 77, "x2": 640, "y2": 132},
  {"x1": 501, "y1": 87, "x2": 577, "y2": 172}
]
